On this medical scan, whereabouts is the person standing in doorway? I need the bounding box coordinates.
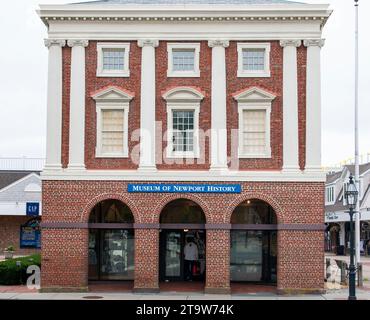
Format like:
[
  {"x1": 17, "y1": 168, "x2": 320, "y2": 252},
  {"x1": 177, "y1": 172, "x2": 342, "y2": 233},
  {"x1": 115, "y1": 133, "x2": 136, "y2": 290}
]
[{"x1": 184, "y1": 237, "x2": 198, "y2": 281}]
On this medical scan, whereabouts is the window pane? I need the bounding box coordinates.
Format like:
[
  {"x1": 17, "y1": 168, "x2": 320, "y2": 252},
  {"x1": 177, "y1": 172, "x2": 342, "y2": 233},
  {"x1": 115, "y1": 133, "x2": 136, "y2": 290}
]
[
  {"x1": 172, "y1": 110, "x2": 195, "y2": 152},
  {"x1": 172, "y1": 49, "x2": 195, "y2": 71},
  {"x1": 242, "y1": 49, "x2": 265, "y2": 71},
  {"x1": 242, "y1": 110, "x2": 266, "y2": 154},
  {"x1": 101, "y1": 110, "x2": 124, "y2": 154},
  {"x1": 103, "y1": 48, "x2": 125, "y2": 71}
]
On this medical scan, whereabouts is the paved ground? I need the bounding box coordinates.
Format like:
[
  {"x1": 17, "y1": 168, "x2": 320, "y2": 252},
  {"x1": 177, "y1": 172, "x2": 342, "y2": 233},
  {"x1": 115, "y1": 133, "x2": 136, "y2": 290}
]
[{"x1": 0, "y1": 288, "x2": 369, "y2": 300}]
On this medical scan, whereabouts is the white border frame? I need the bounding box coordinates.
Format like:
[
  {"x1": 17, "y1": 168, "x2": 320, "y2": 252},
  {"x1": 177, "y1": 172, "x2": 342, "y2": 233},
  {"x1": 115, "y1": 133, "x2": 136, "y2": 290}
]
[
  {"x1": 97, "y1": 42, "x2": 130, "y2": 77},
  {"x1": 238, "y1": 102, "x2": 272, "y2": 159},
  {"x1": 166, "y1": 103, "x2": 200, "y2": 159},
  {"x1": 167, "y1": 43, "x2": 200, "y2": 78},
  {"x1": 237, "y1": 42, "x2": 271, "y2": 78},
  {"x1": 96, "y1": 103, "x2": 129, "y2": 158}
]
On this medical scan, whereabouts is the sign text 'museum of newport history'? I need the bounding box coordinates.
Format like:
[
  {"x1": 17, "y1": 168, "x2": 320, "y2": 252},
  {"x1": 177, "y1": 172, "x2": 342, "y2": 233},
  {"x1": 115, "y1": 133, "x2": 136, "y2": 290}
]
[{"x1": 127, "y1": 184, "x2": 242, "y2": 194}]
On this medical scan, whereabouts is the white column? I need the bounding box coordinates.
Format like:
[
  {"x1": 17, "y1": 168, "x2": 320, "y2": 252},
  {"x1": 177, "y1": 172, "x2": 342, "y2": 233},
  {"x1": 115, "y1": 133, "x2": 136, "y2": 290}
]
[
  {"x1": 208, "y1": 40, "x2": 229, "y2": 171},
  {"x1": 137, "y1": 39, "x2": 159, "y2": 171},
  {"x1": 44, "y1": 39, "x2": 65, "y2": 171},
  {"x1": 304, "y1": 39, "x2": 325, "y2": 172},
  {"x1": 280, "y1": 40, "x2": 301, "y2": 172},
  {"x1": 67, "y1": 39, "x2": 88, "y2": 170}
]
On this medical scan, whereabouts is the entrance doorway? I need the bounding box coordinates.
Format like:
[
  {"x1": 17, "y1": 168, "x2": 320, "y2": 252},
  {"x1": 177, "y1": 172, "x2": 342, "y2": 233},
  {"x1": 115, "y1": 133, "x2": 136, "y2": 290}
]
[
  {"x1": 230, "y1": 199, "x2": 277, "y2": 284},
  {"x1": 88, "y1": 199, "x2": 135, "y2": 281},
  {"x1": 159, "y1": 199, "x2": 206, "y2": 283},
  {"x1": 160, "y1": 229, "x2": 206, "y2": 282}
]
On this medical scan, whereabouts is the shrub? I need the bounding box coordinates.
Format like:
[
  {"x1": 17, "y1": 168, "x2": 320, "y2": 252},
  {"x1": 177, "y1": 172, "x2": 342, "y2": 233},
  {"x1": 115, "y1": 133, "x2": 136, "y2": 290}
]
[{"x1": 0, "y1": 254, "x2": 41, "y2": 285}]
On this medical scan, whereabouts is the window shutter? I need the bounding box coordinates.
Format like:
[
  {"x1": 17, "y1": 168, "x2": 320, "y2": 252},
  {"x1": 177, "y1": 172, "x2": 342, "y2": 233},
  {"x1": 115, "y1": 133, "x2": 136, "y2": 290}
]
[
  {"x1": 242, "y1": 110, "x2": 266, "y2": 155},
  {"x1": 101, "y1": 110, "x2": 124, "y2": 154}
]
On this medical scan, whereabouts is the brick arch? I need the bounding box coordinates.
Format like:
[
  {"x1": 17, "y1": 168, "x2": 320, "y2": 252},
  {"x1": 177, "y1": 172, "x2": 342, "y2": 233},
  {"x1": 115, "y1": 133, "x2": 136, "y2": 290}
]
[
  {"x1": 153, "y1": 193, "x2": 211, "y2": 224},
  {"x1": 225, "y1": 192, "x2": 284, "y2": 224},
  {"x1": 80, "y1": 193, "x2": 140, "y2": 223}
]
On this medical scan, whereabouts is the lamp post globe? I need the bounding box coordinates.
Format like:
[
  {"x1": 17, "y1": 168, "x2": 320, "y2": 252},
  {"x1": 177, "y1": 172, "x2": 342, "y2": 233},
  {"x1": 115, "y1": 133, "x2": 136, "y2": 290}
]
[{"x1": 345, "y1": 175, "x2": 359, "y2": 300}]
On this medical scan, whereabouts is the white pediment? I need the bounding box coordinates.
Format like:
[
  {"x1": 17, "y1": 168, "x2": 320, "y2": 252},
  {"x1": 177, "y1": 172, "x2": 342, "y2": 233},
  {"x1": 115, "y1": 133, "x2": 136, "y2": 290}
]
[
  {"x1": 92, "y1": 86, "x2": 134, "y2": 102},
  {"x1": 233, "y1": 87, "x2": 276, "y2": 103},
  {"x1": 163, "y1": 87, "x2": 204, "y2": 102}
]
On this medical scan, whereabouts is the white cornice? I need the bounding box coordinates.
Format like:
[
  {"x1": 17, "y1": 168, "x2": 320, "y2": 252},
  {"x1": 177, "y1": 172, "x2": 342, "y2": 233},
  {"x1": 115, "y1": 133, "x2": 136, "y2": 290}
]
[
  {"x1": 40, "y1": 169, "x2": 326, "y2": 182},
  {"x1": 37, "y1": 4, "x2": 332, "y2": 28}
]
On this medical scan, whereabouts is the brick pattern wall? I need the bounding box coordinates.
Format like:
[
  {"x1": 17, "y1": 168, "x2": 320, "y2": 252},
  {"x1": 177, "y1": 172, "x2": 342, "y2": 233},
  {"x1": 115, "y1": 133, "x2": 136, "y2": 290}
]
[
  {"x1": 41, "y1": 180, "x2": 324, "y2": 292},
  {"x1": 0, "y1": 216, "x2": 40, "y2": 256},
  {"x1": 226, "y1": 41, "x2": 283, "y2": 170},
  {"x1": 60, "y1": 40, "x2": 308, "y2": 171}
]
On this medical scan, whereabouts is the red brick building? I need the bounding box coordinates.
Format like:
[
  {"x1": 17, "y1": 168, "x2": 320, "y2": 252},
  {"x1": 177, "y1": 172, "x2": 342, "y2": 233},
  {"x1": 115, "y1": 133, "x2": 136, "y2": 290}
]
[{"x1": 38, "y1": 0, "x2": 332, "y2": 294}]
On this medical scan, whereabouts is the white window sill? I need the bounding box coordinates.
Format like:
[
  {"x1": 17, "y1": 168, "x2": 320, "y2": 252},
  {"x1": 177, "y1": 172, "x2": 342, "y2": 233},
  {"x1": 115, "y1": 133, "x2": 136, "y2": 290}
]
[
  {"x1": 97, "y1": 71, "x2": 130, "y2": 78},
  {"x1": 238, "y1": 152, "x2": 272, "y2": 159},
  {"x1": 167, "y1": 70, "x2": 200, "y2": 78},
  {"x1": 167, "y1": 152, "x2": 199, "y2": 159},
  {"x1": 95, "y1": 153, "x2": 129, "y2": 158},
  {"x1": 237, "y1": 71, "x2": 271, "y2": 78}
]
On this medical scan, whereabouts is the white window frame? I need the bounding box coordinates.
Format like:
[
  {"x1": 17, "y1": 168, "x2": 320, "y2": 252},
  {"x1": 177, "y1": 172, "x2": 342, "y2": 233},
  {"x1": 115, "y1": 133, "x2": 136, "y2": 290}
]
[
  {"x1": 237, "y1": 43, "x2": 271, "y2": 78},
  {"x1": 96, "y1": 104, "x2": 129, "y2": 158},
  {"x1": 97, "y1": 42, "x2": 130, "y2": 77},
  {"x1": 238, "y1": 104, "x2": 272, "y2": 159},
  {"x1": 326, "y1": 185, "x2": 335, "y2": 205},
  {"x1": 167, "y1": 104, "x2": 200, "y2": 159},
  {"x1": 167, "y1": 43, "x2": 200, "y2": 78}
]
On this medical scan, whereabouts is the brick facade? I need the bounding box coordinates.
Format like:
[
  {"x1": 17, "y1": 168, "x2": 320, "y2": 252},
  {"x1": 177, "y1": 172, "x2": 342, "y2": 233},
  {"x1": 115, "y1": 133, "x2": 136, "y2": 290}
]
[
  {"x1": 41, "y1": 180, "x2": 325, "y2": 293},
  {"x1": 60, "y1": 40, "x2": 307, "y2": 171},
  {"x1": 0, "y1": 216, "x2": 40, "y2": 256}
]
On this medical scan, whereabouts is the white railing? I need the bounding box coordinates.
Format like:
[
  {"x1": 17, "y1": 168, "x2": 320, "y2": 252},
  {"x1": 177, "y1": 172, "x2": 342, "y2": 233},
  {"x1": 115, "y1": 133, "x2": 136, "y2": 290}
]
[{"x1": 0, "y1": 157, "x2": 45, "y2": 171}]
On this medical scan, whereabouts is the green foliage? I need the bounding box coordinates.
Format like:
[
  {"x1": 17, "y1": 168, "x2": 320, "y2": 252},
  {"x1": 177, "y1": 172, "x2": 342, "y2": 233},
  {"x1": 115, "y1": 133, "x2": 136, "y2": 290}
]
[
  {"x1": 5, "y1": 245, "x2": 15, "y2": 252},
  {"x1": 0, "y1": 254, "x2": 41, "y2": 285}
]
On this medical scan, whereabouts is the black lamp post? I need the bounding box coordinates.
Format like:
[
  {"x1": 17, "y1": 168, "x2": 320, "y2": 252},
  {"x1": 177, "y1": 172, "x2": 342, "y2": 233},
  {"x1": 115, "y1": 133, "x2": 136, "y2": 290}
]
[{"x1": 345, "y1": 175, "x2": 359, "y2": 300}]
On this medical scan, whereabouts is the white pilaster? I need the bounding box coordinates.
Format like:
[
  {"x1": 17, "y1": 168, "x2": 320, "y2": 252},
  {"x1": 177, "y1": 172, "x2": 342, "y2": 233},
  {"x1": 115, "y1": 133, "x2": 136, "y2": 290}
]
[
  {"x1": 304, "y1": 39, "x2": 325, "y2": 172},
  {"x1": 280, "y1": 40, "x2": 301, "y2": 172},
  {"x1": 339, "y1": 222, "x2": 345, "y2": 246},
  {"x1": 208, "y1": 40, "x2": 229, "y2": 172},
  {"x1": 44, "y1": 39, "x2": 65, "y2": 171},
  {"x1": 138, "y1": 39, "x2": 159, "y2": 171},
  {"x1": 67, "y1": 39, "x2": 88, "y2": 171}
]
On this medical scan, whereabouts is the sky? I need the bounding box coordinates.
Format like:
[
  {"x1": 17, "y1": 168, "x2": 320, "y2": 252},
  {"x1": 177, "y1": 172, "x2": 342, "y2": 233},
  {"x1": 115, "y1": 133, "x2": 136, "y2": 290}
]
[{"x1": 0, "y1": 0, "x2": 369, "y2": 167}]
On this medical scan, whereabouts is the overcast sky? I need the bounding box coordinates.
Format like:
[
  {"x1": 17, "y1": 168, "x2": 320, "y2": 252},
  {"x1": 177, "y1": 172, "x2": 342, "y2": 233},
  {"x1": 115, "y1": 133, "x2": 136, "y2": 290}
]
[{"x1": 0, "y1": 0, "x2": 369, "y2": 167}]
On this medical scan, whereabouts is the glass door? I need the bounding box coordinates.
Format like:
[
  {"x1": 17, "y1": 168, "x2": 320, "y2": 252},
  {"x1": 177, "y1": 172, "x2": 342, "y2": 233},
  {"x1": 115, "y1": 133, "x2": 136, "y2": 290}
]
[{"x1": 164, "y1": 231, "x2": 182, "y2": 279}]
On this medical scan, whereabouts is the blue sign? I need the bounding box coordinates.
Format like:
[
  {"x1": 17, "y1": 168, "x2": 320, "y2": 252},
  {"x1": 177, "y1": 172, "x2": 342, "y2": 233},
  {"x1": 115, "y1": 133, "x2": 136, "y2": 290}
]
[
  {"x1": 20, "y1": 218, "x2": 41, "y2": 249},
  {"x1": 128, "y1": 184, "x2": 242, "y2": 194},
  {"x1": 26, "y1": 202, "x2": 40, "y2": 216}
]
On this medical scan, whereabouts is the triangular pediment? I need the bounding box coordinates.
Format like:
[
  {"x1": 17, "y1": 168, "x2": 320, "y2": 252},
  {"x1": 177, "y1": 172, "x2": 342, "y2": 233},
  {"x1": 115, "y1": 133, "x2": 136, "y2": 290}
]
[
  {"x1": 92, "y1": 86, "x2": 134, "y2": 102},
  {"x1": 163, "y1": 87, "x2": 204, "y2": 102},
  {"x1": 233, "y1": 87, "x2": 276, "y2": 102}
]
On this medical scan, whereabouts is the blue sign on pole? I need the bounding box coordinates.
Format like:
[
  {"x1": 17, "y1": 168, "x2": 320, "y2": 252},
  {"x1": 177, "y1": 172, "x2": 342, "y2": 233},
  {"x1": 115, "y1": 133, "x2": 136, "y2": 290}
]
[
  {"x1": 20, "y1": 218, "x2": 41, "y2": 249},
  {"x1": 26, "y1": 202, "x2": 40, "y2": 216},
  {"x1": 128, "y1": 184, "x2": 242, "y2": 194}
]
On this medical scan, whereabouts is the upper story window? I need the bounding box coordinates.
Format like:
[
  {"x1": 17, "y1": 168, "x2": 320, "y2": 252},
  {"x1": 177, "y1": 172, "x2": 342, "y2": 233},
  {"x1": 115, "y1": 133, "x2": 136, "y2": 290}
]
[
  {"x1": 92, "y1": 86, "x2": 134, "y2": 158},
  {"x1": 162, "y1": 87, "x2": 204, "y2": 158},
  {"x1": 167, "y1": 43, "x2": 200, "y2": 77},
  {"x1": 97, "y1": 43, "x2": 130, "y2": 77},
  {"x1": 326, "y1": 186, "x2": 335, "y2": 205},
  {"x1": 237, "y1": 43, "x2": 271, "y2": 78},
  {"x1": 233, "y1": 87, "x2": 276, "y2": 159}
]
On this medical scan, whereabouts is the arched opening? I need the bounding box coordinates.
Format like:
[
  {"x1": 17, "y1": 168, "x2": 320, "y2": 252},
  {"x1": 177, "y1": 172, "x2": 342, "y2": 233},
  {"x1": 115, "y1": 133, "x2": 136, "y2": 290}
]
[
  {"x1": 230, "y1": 199, "x2": 277, "y2": 285},
  {"x1": 88, "y1": 199, "x2": 135, "y2": 282},
  {"x1": 159, "y1": 199, "x2": 206, "y2": 286}
]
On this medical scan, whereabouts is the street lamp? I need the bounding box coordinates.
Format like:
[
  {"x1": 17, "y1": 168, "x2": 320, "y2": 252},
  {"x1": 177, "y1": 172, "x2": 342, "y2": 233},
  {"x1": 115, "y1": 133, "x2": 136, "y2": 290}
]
[{"x1": 345, "y1": 175, "x2": 359, "y2": 300}]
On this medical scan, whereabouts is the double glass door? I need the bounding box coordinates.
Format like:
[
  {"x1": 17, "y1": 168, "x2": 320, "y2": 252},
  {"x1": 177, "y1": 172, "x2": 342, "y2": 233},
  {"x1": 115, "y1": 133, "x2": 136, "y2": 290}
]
[
  {"x1": 89, "y1": 229, "x2": 134, "y2": 280},
  {"x1": 160, "y1": 230, "x2": 206, "y2": 282}
]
